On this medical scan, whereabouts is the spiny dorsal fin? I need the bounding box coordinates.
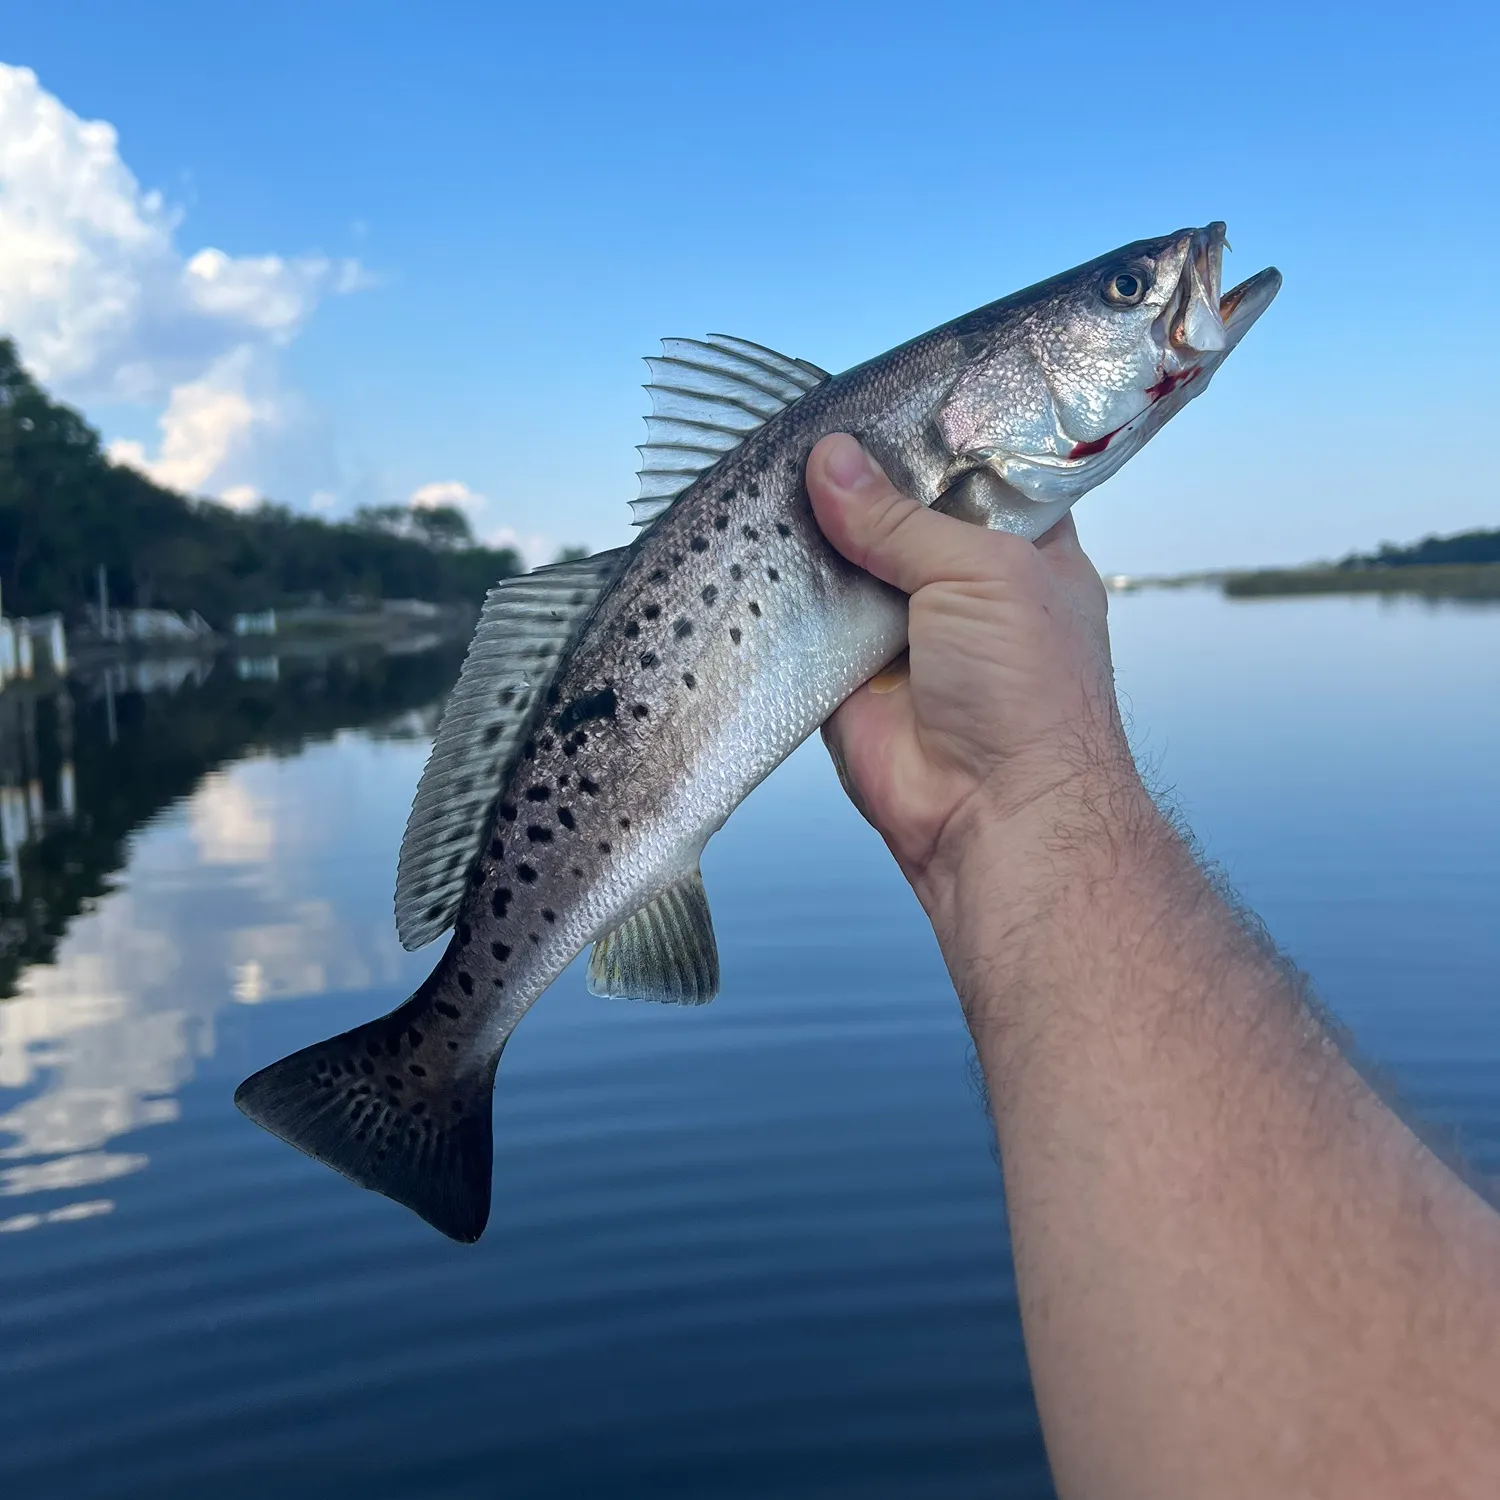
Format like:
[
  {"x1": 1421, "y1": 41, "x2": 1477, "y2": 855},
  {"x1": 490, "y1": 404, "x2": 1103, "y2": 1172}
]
[
  {"x1": 395, "y1": 548, "x2": 630, "y2": 950},
  {"x1": 587, "y1": 870, "x2": 720, "y2": 1005},
  {"x1": 633, "y1": 334, "x2": 829, "y2": 530}
]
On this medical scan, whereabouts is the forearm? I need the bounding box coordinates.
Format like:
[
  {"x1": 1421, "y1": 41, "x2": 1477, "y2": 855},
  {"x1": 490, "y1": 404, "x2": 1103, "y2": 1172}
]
[{"x1": 923, "y1": 760, "x2": 1500, "y2": 1499}]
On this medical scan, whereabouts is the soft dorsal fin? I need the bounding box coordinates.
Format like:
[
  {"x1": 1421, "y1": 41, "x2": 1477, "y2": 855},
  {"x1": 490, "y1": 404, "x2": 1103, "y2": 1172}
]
[
  {"x1": 633, "y1": 334, "x2": 829, "y2": 530},
  {"x1": 586, "y1": 869, "x2": 720, "y2": 1005},
  {"x1": 395, "y1": 548, "x2": 630, "y2": 950}
]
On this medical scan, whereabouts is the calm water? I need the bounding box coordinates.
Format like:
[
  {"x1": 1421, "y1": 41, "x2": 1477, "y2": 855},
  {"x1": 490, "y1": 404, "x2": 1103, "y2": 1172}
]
[{"x1": 1, "y1": 592, "x2": 1497, "y2": 1500}]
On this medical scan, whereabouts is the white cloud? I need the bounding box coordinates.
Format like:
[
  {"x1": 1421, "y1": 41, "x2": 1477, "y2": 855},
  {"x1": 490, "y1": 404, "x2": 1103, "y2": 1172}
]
[
  {"x1": 0, "y1": 64, "x2": 363, "y2": 504},
  {"x1": 409, "y1": 479, "x2": 482, "y2": 514}
]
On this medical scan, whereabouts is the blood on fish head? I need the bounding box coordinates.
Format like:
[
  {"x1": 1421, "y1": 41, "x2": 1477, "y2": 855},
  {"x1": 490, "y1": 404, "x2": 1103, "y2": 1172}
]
[{"x1": 935, "y1": 223, "x2": 1281, "y2": 524}]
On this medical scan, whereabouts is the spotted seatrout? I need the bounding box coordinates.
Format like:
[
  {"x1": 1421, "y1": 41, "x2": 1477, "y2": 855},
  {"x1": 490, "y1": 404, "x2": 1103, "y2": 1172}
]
[{"x1": 237, "y1": 224, "x2": 1280, "y2": 1240}]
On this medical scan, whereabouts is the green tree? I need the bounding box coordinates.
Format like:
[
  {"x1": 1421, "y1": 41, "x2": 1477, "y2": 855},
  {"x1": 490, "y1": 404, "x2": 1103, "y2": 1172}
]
[{"x1": 0, "y1": 338, "x2": 523, "y2": 623}]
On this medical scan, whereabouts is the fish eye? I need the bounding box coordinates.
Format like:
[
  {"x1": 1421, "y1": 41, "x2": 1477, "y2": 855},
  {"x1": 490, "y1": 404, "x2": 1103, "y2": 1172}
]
[{"x1": 1101, "y1": 265, "x2": 1151, "y2": 307}]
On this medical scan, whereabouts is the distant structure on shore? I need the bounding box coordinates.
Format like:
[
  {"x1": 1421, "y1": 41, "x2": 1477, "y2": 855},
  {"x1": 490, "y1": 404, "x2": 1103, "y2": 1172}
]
[{"x1": 0, "y1": 584, "x2": 68, "y2": 693}]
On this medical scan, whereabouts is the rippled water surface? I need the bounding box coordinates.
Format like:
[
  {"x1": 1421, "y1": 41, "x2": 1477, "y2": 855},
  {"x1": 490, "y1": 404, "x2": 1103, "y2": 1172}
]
[{"x1": 2, "y1": 591, "x2": 1497, "y2": 1500}]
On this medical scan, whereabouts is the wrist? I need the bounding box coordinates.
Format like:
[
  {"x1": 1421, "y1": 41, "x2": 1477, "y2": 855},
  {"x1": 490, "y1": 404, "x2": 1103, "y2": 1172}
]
[{"x1": 915, "y1": 740, "x2": 1169, "y2": 1013}]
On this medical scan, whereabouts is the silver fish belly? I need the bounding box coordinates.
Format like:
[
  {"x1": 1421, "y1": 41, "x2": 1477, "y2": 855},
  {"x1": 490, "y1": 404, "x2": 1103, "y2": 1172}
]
[{"x1": 236, "y1": 225, "x2": 1281, "y2": 1240}]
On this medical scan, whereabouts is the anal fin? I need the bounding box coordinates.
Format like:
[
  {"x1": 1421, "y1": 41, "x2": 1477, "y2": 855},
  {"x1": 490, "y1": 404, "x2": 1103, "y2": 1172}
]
[{"x1": 587, "y1": 871, "x2": 720, "y2": 1005}]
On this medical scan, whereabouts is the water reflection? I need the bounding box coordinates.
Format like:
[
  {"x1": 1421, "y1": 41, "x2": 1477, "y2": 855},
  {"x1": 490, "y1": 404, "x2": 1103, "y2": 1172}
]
[{"x1": 0, "y1": 648, "x2": 460, "y2": 1233}]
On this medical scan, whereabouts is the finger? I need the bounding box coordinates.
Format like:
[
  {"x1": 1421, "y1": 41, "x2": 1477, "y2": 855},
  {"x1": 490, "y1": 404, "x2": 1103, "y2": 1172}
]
[
  {"x1": 1036, "y1": 511, "x2": 1081, "y2": 553},
  {"x1": 1034, "y1": 510, "x2": 1104, "y2": 593},
  {"x1": 821, "y1": 680, "x2": 898, "y2": 823},
  {"x1": 807, "y1": 434, "x2": 1022, "y2": 597}
]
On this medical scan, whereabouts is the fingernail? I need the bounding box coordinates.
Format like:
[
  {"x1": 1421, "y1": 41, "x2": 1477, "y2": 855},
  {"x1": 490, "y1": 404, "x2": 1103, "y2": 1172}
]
[{"x1": 823, "y1": 434, "x2": 881, "y2": 494}]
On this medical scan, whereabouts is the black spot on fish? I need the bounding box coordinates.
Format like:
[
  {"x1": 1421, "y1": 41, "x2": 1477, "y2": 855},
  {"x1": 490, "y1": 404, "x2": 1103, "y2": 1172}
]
[
  {"x1": 730, "y1": 626, "x2": 742, "y2": 644},
  {"x1": 671, "y1": 551, "x2": 684, "y2": 567},
  {"x1": 542, "y1": 909, "x2": 556, "y2": 923},
  {"x1": 557, "y1": 687, "x2": 617, "y2": 732},
  {"x1": 643, "y1": 604, "x2": 661, "y2": 621},
  {"x1": 526, "y1": 825, "x2": 553, "y2": 843},
  {"x1": 411, "y1": 1101, "x2": 427, "y2": 1116},
  {"x1": 526, "y1": 785, "x2": 550, "y2": 802},
  {"x1": 631, "y1": 703, "x2": 649, "y2": 719},
  {"x1": 701, "y1": 584, "x2": 718, "y2": 605},
  {"x1": 673, "y1": 618, "x2": 693, "y2": 638},
  {"x1": 407, "y1": 1027, "x2": 424, "y2": 1049},
  {"x1": 558, "y1": 773, "x2": 569, "y2": 788},
  {"x1": 571, "y1": 865, "x2": 584, "y2": 878},
  {"x1": 484, "y1": 724, "x2": 503, "y2": 745},
  {"x1": 518, "y1": 863, "x2": 538, "y2": 883},
  {"x1": 456, "y1": 920, "x2": 472, "y2": 946},
  {"x1": 561, "y1": 741, "x2": 577, "y2": 758},
  {"x1": 528, "y1": 932, "x2": 539, "y2": 944},
  {"x1": 570, "y1": 590, "x2": 585, "y2": 605},
  {"x1": 447, "y1": 1040, "x2": 459, "y2": 1051},
  {"x1": 624, "y1": 620, "x2": 640, "y2": 639},
  {"x1": 545, "y1": 685, "x2": 561, "y2": 707},
  {"x1": 557, "y1": 806, "x2": 575, "y2": 829},
  {"x1": 649, "y1": 567, "x2": 669, "y2": 583},
  {"x1": 492, "y1": 941, "x2": 511, "y2": 961},
  {"x1": 425, "y1": 902, "x2": 444, "y2": 922},
  {"x1": 457, "y1": 972, "x2": 474, "y2": 995},
  {"x1": 776, "y1": 522, "x2": 791, "y2": 537},
  {"x1": 409, "y1": 1063, "x2": 427, "y2": 1078},
  {"x1": 749, "y1": 601, "x2": 762, "y2": 617},
  {"x1": 743, "y1": 524, "x2": 758, "y2": 540},
  {"x1": 599, "y1": 840, "x2": 612, "y2": 854},
  {"x1": 690, "y1": 535, "x2": 708, "y2": 552},
  {"x1": 491, "y1": 887, "x2": 512, "y2": 916},
  {"x1": 499, "y1": 689, "x2": 517, "y2": 706},
  {"x1": 361, "y1": 1058, "x2": 375, "y2": 1076},
  {"x1": 492, "y1": 978, "x2": 504, "y2": 990},
  {"x1": 522, "y1": 739, "x2": 537, "y2": 760},
  {"x1": 747, "y1": 480, "x2": 761, "y2": 496},
  {"x1": 766, "y1": 566, "x2": 780, "y2": 582},
  {"x1": 682, "y1": 672, "x2": 695, "y2": 688},
  {"x1": 714, "y1": 514, "x2": 729, "y2": 531},
  {"x1": 540, "y1": 734, "x2": 555, "y2": 752},
  {"x1": 500, "y1": 802, "x2": 517, "y2": 822},
  {"x1": 489, "y1": 837, "x2": 504, "y2": 859},
  {"x1": 640, "y1": 651, "x2": 659, "y2": 668},
  {"x1": 730, "y1": 563, "x2": 743, "y2": 581},
  {"x1": 579, "y1": 776, "x2": 600, "y2": 796},
  {"x1": 435, "y1": 1000, "x2": 461, "y2": 1019},
  {"x1": 619, "y1": 816, "x2": 631, "y2": 829}
]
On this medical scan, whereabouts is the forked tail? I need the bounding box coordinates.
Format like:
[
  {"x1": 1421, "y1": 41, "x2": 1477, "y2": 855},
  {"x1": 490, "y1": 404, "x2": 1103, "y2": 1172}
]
[{"x1": 234, "y1": 981, "x2": 500, "y2": 1243}]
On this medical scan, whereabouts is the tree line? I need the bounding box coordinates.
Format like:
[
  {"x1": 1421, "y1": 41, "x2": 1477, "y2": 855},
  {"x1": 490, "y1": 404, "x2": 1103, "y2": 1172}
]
[
  {"x1": 1339, "y1": 530, "x2": 1500, "y2": 570},
  {"x1": 0, "y1": 338, "x2": 523, "y2": 625}
]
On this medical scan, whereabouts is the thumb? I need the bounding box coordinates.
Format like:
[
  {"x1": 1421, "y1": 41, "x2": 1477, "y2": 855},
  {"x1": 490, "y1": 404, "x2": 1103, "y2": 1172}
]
[{"x1": 806, "y1": 433, "x2": 1017, "y2": 596}]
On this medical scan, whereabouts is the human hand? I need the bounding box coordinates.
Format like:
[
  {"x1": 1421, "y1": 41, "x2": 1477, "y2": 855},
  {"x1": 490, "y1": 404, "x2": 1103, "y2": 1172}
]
[{"x1": 807, "y1": 433, "x2": 1143, "y2": 911}]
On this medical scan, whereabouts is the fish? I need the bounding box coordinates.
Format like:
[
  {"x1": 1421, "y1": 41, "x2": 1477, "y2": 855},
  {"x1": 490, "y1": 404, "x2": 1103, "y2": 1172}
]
[{"x1": 236, "y1": 222, "x2": 1280, "y2": 1242}]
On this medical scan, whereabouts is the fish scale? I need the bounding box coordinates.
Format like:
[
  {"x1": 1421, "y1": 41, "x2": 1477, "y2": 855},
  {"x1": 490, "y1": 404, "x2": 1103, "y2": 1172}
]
[{"x1": 236, "y1": 224, "x2": 1280, "y2": 1240}]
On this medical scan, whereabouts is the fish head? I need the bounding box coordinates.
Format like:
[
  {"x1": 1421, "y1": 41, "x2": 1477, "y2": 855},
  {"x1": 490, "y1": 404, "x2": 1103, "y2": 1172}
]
[{"x1": 937, "y1": 223, "x2": 1280, "y2": 518}]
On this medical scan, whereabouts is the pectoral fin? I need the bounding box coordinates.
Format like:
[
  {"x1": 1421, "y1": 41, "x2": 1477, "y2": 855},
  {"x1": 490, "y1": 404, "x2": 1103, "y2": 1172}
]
[{"x1": 587, "y1": 871, "x2": 720, "y2": 1005}]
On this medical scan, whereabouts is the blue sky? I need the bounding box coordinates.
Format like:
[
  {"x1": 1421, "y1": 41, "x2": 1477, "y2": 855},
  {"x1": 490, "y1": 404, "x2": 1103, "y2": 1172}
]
[{"x1": 1, "y1": 0, "x2": 1496, "y2": 571}]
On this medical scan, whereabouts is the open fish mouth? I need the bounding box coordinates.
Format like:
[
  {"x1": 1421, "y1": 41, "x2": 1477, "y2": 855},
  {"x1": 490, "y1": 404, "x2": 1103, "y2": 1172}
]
[{"x1": 1174, "y1": 221, "x2": 1281, "y2": 351}]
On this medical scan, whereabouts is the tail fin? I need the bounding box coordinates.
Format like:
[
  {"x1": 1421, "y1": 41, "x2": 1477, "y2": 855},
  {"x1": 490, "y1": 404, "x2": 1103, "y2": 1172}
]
[{"x1": 235, "y1": 991, "x2": 499, "y2": 1243}]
